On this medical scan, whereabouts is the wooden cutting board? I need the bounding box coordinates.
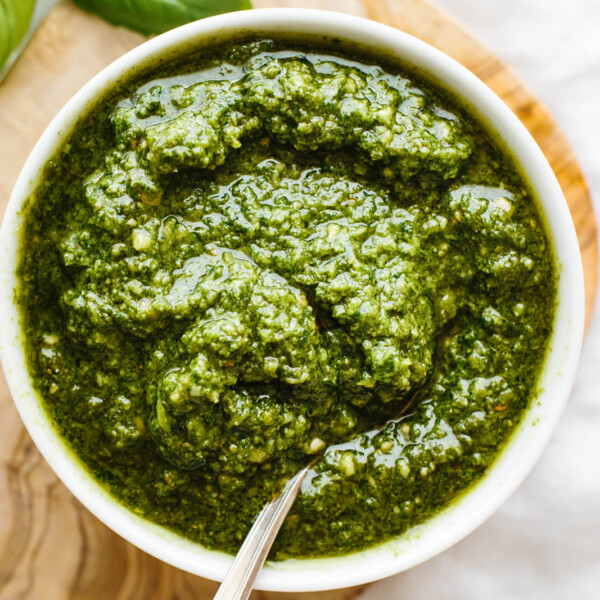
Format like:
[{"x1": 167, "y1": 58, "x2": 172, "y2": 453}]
[{"x1": 0, "y1": 1, "x2": 597, "y2": 599}]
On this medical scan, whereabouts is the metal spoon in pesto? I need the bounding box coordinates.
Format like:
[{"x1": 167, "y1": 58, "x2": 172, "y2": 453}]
[
  {"x1": 213, "y1": 464, "x2": 311, "y2": 600},
  {"x1": 213, "y1": 393, "x2": 421, "y2": 600}
]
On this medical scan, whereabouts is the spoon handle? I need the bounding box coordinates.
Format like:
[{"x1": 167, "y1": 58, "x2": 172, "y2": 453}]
[{"x1": 213, "y1": 465, "x2": 310, "y2": 600}]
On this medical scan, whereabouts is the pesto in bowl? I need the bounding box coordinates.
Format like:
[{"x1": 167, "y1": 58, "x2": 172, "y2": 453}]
[{"x1": 17, "y1": 38, "x2": 556, "y2": 558}]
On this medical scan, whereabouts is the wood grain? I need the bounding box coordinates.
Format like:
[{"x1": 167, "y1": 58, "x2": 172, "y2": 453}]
[{"x1": 0, "y1": 1, "x2": 597, "y2": 599}]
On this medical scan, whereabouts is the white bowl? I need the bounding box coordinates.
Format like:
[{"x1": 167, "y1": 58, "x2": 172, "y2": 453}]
[{"x1": 0, "y1": 8, "x2": 585, "y2": 592}]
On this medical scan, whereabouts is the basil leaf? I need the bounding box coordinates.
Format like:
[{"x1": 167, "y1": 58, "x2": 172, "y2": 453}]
[
  {"x1": 73, "y1": 0, "x2": 252, "y2": 36},
  {"x1": 0, "y1": 0, "x2": 36, "y2": 74}
]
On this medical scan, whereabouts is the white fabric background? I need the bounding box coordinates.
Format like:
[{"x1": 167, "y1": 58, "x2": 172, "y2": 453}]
[{"x1": 361, "y1": 1, "x2": 600, "y2": 598}]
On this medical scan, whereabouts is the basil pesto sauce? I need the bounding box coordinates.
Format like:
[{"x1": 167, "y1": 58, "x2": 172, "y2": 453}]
[{"x1": 18, "y1": 40, "x2": 555, "y2": 557}]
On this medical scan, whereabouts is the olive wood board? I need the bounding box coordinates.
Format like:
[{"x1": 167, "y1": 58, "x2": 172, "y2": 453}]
[{"x1": 0, "y1": 1, "x2": 597, "y2": 599}]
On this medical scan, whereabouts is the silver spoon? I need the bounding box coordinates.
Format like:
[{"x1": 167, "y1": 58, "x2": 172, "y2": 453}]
[
  {"x1": 213, "y1": 464, "x2": 311, "y2": 600},
  {"x1": 213, "y1": 394, "x2": 420, "y2": 599}
]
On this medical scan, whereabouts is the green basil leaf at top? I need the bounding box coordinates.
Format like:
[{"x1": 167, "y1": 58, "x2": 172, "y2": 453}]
[
  {"x1": 0, "y1": 0, "x2": 36, "y2": 73},
  {"x1": 73, "y1": 0, "x2": 253, "y2": 36}
]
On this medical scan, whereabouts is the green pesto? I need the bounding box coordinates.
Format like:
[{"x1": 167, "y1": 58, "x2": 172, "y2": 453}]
[{"x1": 17, "y1": 39, "x2": 556, "y2": 557}]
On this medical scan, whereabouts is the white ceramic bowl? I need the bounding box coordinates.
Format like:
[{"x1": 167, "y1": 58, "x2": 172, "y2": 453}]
[{"x1": 0, "y1": 8, "x2": 585, "y2": 592}]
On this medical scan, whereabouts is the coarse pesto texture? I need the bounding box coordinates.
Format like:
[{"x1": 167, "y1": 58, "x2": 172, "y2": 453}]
[{"x1": 18, "y1": 39, "x2": 556, "y2": 557}]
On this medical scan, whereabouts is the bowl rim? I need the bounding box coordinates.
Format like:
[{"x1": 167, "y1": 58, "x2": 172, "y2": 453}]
[{"x1": 0, "y1": 7, "x2": 585, "y2": 592}]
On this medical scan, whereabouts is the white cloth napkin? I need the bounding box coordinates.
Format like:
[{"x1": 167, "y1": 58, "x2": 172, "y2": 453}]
[{"x1": 361, "y1": 1, "x2": 600, "y2": 598}]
